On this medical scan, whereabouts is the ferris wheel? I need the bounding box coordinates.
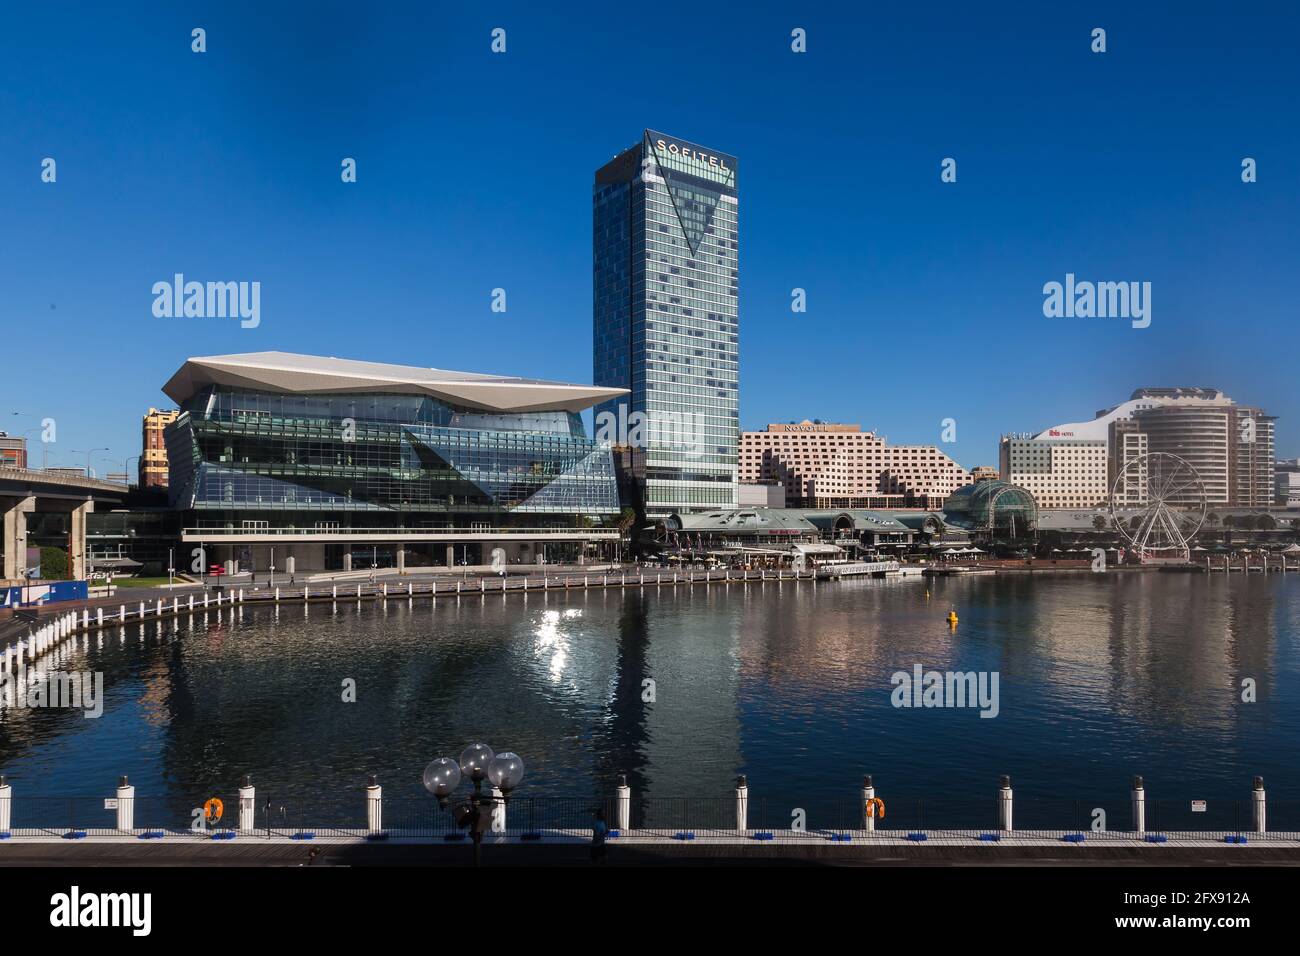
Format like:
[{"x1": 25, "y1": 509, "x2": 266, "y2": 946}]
[{"x1": 1108, "y1": 452, "x2": 1207, "y2": 562}]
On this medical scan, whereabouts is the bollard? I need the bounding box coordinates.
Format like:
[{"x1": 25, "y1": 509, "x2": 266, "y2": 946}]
[
  {"x1": 239, "y1": 776, "x2": 256, "y2": 832},
  {"x1": 116, "y1": 775, "x2": 135, "y2": 832},
  {"x1": 863, "y1": 775, "x2": 876, "y2": 831},
  {"x1": 383, "y1": 583, "x2": 388, "y2": 598},
  {"x1": 616, "y1": 774, "x2": 631, "y2": 831},
  {"x1": 97, "y1": 607, "x2": 103, "y2": 628},
  {"x1": 187, "y1": 596, "x2": 193, "y2": 611},
  {"x1": 1131, "y1": 776, "x2": 1145, "y2": 835},
  {"x1": 275, "y1": 587, "x2": 280, "y2": 601},
  {"x1": 138, "y1": 601, "x2": 144, "y2": 618},
  {"x1": 332, "y1": 585, "x2": 337, "y2": 600},
  {"x1": 0, "y1": 775, "x2": 10, "y2": 833},
  {"x1": 303, "y1": 586, "x2": 309, "y2": 602},
  {"x1": 82, "y1": 609, "x2": 89, "y2": 629},
  {"x1": 1253, "y1": 776, "x2": 1266, "y2": 834},
  {"x1": 999, "y1": 775, "x2": 1013, "y2": 832},
  {"x1": 735, "y1": 775, "x2": 748, "y2": 831},
  {"x1": 366, "y1": 775, "x2": 383, "y2": 836}
]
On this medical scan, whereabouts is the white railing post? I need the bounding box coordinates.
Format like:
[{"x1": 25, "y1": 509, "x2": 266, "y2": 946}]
[
  {"x1": 1253, "y1": 776, "x2": 1266, "y2": 834},
  {"x1": 1131, "y1": 776, "x2": 1145, "y2": 836},
  {"x1": 616, "y1": 775, "x2": 631, "y2": 831},
  {"x1": 0, "y1": 776, "x2": 12, "y2": 833},
  {"x1": 116, "y1": 776, "x2": 135, "y2": 832},
  {"x1": 367, "y1": 776, "x2": 383, "y2": 836},
  {"x1": 735, "y1": 775, "x2": 748, "y2": 831},
  {"x1": 863, "y1": 775, "x2": 876, "y2": 831},
  {"x1": 239, "y1": 776, "x2": 256, "y2": 832},
  {"x1": 999, "y1": 775, "x2": 1013, "y2": 832}
]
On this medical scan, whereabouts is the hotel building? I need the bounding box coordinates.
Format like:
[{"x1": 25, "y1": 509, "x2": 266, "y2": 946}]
[
  {"x1": 160, "y1": 352, "x2": 625, "y2": 571},
  {"x1": 1033, "y1": 387, "x2": 1276, "y2": 508},
  {"x1": 593, "y1": 129, "x2": 739, "y2": 516},
  {"x1": 999, "y1": 436, "x2": 1109, "y2": 509},
  {"x1": 739, "y1": 421, "x2": 971, "y2": 510}
]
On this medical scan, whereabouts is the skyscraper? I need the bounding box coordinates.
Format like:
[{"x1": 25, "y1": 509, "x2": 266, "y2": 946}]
[{"x1": 593, "y1": 129, "x2": 739, "y2": 516}]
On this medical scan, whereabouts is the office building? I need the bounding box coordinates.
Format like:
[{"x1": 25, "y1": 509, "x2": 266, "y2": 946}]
[
  {"x1": 593, "y1": 129, "x2": 739, "y2": 516},
  {"x1": 161, "y1": 352, "x2": 625, "y2": 571},
  {"x1": 740, "y1": 421, "x2": 971, "y2": 509}
]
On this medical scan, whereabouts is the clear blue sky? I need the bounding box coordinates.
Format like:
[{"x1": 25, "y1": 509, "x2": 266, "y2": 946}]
[{"x1": 2, "y1": 0, "x2": 1297, "y2": 476}]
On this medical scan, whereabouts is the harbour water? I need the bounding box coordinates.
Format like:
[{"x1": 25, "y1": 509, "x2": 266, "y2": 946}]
[{"x1": 2, "y1": 572, "x2": 1299, "y2": 826}]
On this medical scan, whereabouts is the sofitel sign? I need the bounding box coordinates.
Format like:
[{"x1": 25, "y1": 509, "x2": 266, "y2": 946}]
[{"x1": 655, "y1": 137, "x2": 732, "y2": 171}]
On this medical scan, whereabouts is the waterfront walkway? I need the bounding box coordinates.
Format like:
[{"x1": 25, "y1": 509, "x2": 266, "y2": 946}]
[{"x1": 3, "y1": 831, "x2": 1298, "y2": 867}]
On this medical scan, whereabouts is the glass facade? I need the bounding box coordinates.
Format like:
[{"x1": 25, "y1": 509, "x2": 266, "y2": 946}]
[
  {"x1": 594, "y1": 129, "x2": 739, "y2": 515},
  {"x1": 166, "y1": 385, "x2": 619, "y2": 528}
]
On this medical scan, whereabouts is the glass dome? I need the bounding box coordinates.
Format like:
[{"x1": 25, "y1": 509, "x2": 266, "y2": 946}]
[{"x1": 945, "y1": 481, "x2": 1038, "y2": 529}]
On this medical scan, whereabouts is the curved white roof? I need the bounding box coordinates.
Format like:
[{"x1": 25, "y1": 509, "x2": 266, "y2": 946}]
[{"x1": 162, "y1": 352, "x2": 627, "y2": 414}]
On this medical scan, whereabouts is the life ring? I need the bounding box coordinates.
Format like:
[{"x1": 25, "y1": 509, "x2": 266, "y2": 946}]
[
  {"x1": 204, "y1": 797, "x2": 224, "y2": 824},
  {"x1": 865, "y1": 797, "x2": 886, "y2": 819}
]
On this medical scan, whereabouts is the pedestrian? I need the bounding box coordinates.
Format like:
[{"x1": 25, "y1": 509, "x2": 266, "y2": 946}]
[{"x1": 590, "y1": 807, "x2": 608, "y2": 864}]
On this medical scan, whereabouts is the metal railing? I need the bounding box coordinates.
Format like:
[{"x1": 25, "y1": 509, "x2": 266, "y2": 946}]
[
  {"x1": 4, "y1": 793, "x2": 1295, "y2": 844},
  {"x1": 181, "y1": 526, "x2": 621, "y2": 540}
]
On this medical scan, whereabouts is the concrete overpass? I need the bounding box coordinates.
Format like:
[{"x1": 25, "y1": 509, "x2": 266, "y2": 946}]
[{"x1": 0, "y1": 468, "x2": 129, "y2": 582}]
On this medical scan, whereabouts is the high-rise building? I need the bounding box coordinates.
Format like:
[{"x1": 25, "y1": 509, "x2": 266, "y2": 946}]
[
  {"x1": 1033, "y1": 387, "x2": 1276, "y2": 508},
  {"x1": 740, "y1": 421, "x2": 971, "y2": 509},
  {"x1": 140, "y1": 407, "x2": 179, "y2": 489},
  {"x1": 593, "y1": 129, "x2": 739, "y2": 516}
]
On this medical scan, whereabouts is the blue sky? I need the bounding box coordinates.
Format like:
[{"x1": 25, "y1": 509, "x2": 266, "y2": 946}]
[{"x1": 2, "y1": 0, "x2": 1297, "y2": 476}]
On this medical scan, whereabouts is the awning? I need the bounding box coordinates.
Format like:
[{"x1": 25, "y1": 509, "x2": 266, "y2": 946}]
[{"x1": 790, "y1": 541, "x2": 842, "y2": 556}]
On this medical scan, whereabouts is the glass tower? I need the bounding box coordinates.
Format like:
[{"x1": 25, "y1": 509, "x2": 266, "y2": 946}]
[{"x1": 593, "y1": 129, "x2": 739, "y2": 516}]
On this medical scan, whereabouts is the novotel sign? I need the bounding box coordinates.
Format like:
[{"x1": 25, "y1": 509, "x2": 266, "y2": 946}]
[{"x1": 651, "y1": 134, "x2": 734, "y2": 172}]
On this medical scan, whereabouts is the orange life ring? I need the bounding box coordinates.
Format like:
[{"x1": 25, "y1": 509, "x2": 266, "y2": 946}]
[
  {"x1": 865, "y1": 797, "x2": 886, "y2": 819},
  {"x1": 204, "y1": 797, "x2": 224, "y2": 824}
]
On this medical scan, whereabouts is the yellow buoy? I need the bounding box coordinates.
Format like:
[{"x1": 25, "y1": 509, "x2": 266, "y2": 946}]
[{"x1": 946, "y1": 610, "x2": 959, "y2": 626}]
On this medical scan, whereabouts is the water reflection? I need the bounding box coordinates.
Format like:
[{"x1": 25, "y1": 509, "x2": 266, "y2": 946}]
[{"x1": 1, "y1": 575, "x2": 1298, "y2": 816}]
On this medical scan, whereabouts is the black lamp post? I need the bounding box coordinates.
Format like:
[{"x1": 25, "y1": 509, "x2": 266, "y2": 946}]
[{"x1": 423, "y1": 743, "x2": 525, "y2": 867}]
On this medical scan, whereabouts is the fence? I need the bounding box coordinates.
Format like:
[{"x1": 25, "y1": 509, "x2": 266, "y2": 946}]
[{"x1": 4, "y1": 791, "x2": 1296, "y2": 844}]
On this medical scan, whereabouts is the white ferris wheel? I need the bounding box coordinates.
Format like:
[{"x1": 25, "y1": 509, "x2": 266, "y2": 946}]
[{"x1": 1108, "y1": 452, "x2": 1207, "y2": 563}]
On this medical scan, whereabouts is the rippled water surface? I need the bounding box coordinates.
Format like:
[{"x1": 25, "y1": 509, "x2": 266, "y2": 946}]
[{"x1": 3, "y1": 573, "x2": 1300, "y2": 823}]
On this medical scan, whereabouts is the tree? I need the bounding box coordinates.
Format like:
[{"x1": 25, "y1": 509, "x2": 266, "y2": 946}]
[
  {"x1": 38, "y1": 546, "x2": 70, "y2": 580},
  {"x1": 1091, "y1": 515, "x2": 1110, "y2": 532}
]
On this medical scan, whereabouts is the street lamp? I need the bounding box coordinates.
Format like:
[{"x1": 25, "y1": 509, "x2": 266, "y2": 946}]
[{"x1": 423, "y1": 743, "x2": 526, "y2": 866}]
